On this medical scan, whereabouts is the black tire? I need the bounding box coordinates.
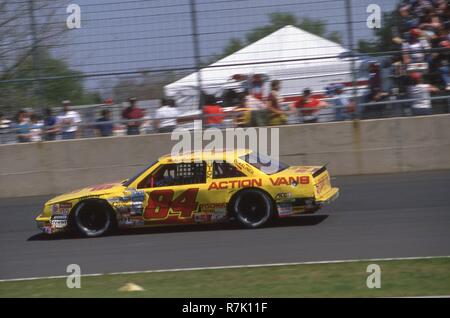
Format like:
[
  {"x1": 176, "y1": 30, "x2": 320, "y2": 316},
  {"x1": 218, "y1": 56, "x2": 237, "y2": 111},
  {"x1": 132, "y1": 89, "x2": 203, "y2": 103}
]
[
  {"x1": 72, "y1": 200, "x2": 115, "y2": 237},
  {"x1": 232, "y1": 189, "x2": 274, "y2": 228}
]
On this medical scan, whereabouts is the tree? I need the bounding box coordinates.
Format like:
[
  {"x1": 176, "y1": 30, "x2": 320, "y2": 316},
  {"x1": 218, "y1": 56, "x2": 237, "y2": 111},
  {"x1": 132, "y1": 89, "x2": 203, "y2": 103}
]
[
  {"x1": 0, "y1": 1, "x2": 100, "y2": 113},
  {"x1": 0, "y1": 49, "x2": 101, "y2": 112},
  {"x1": 0, "y1": 0, "x2": 66, "y2": 79},
  {"x1": 208, "y1": 12, "x2": 343, "y2": 63}
]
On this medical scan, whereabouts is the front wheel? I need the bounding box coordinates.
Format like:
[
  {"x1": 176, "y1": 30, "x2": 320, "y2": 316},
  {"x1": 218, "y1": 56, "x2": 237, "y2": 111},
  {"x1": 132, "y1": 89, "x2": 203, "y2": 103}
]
[
  {"x1": 72, "y1": 200, "x2": 115, "y2": 237},
  {"x1": 232, "y1": 189, "x2": 274, "y2": 228}
]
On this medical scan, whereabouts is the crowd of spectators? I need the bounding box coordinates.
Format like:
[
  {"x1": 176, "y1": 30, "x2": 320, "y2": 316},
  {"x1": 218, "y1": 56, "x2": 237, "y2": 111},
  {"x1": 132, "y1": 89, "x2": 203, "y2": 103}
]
[
  {"x1": 360, "y1": 0, "x2": 450, "y2": 117},
  {"x1": 0, "y1": 98, "x2": 149, "y2": 144},
  {"x1": 0, "y1": 96, "x2": 203, "y2": 144},
  {"x1": 232, "y1": 80, "x2": 356, "y2": 127},
  {"x1": 0, "y1": 78, "x2": 362, "y2": 144},
  {"x1": 397, "y1": 0, "x2": 450, "y2": 86},
  {"x1": 2, "y1": 101, "x2": 84, "y2": 143}
]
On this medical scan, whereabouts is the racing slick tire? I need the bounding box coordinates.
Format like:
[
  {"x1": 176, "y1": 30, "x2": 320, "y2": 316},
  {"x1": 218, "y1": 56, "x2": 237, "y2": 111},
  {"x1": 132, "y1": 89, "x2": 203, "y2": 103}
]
[
  {"x1": 71, "y1": 200, "x2": 116, "y2": 237},
  {"x1": 231, "y1": 189, "x2": 274, "y2": 228}
]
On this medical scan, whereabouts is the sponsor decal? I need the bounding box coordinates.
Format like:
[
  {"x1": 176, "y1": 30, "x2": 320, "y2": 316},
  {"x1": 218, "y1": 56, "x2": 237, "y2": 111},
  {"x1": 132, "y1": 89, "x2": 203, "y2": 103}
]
[
  {"x1": 42, "y1": 226, "x2": 53, "y2": 234},
  {"x1": 277, "y1": 203, "x2": 293, "y2": 217},
  {"x1": 118, "y1": 214, "x2": 133, "y2": 226},
  {"x1": 51, "y1": 204, "x2": 59, "y2": 214},
  {"x1": 130, "y1": 201, "x2": 144, "y2": 215},
  {"x1": 234, "y1": 160, "x2": 254, "y2": 175},
  {"x1": 113, "y1": 203, "x2": 129, "y2": 213},
  {"x1": 269, "y1": 176, "x2": 310, "y2": 186},
  {"x1": 315, "y1": 175, "x2": 330, "y2": 195},
  {"x1": 51, "y1": 215, "x2": 68, "y2": 229},
  {"x1": 194, "y1": 213, "x2": 212, "y2": 223},
  {"x1": 274, "y1": 192, "x2": 292, "y2": 201},
  {"x1": 199, "y1": 203, "x2": 227, "y2": 214},
  {"x1": 206, "y1": 164, "x2": 213, "y2": 178},
  {"x1": 208, "y1": 178, "x2": 262, "y2": 190},
  {"x1": 51, "y1": 203, "x2": 72, "y2": 215},
  {"x1": 130, "y1": 190, "x2": 145, "y2": 202},
  {"x1": 111, "y1": 190, "x2": 146, "y2": 217},
  {"x1": 118, "y1": 212, "x2": 145, "y2": 226},
  {"x1": 194, "y1": 211, "x2": 226, "y2": 223},
  {"x1": 291, "y1": 167, "x2": 315, "y2": 173}
]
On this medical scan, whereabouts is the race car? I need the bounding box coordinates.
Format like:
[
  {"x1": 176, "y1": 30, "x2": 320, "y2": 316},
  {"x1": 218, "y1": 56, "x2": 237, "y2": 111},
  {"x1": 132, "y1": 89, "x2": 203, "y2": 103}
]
[{"x1": 35, "y1": 149, "x2": 339, "y2": 237}]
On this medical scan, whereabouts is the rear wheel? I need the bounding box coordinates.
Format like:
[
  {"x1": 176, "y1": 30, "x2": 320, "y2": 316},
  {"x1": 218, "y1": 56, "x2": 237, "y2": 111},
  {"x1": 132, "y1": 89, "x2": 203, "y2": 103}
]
[
  {"x1": 232, "y1": 189, "x2": 274, "y2": 228},
  {"x1": 72, "y1": 200, "x2": 115, "y2": 237}
]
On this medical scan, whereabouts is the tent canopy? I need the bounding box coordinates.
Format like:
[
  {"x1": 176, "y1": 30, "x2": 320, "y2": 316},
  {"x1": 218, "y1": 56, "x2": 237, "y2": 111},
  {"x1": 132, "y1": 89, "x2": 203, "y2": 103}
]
[{"x1": 164, "y1": 25, "x2": 352, "y2": 110}]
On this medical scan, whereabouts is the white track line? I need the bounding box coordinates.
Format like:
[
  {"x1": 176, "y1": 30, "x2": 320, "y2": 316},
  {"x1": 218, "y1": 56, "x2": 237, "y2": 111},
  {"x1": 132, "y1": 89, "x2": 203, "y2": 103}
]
[{"x1": 1, "y1": 255, "x2": 449, "y2": 283}]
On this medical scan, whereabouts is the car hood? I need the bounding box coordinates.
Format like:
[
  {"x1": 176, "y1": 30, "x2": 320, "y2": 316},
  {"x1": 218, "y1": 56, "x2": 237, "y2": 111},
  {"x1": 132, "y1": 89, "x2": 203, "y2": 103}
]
[{"x1": 46, "y1": 182, "x2": 125, "y2": 205}]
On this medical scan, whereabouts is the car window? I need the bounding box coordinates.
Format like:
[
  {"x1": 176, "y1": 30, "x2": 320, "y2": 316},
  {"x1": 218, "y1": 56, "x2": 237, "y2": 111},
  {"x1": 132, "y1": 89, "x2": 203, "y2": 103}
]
[
  {"x1": 138, "y1": 162, "x2": 206, "y2": 188},
  {"x1": 213, "y1": 161, "x2": 246, "y2": 179},
  {"x1": 123, "y1": 161, "x2": 158, "y2": 187}
]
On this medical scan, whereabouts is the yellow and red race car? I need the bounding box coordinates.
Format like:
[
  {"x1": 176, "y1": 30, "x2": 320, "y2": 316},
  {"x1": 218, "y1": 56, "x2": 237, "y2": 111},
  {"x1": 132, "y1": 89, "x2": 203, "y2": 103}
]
[{"x1": 35, "y1": 149, "x2": 339, "y2": 237}]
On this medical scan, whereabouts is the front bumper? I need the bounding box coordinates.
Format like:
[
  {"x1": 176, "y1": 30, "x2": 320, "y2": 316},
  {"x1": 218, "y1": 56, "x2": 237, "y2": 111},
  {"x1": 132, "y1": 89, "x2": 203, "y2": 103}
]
[{"x1": 36, "y1": 213, "x2": 69, "y2": 234}]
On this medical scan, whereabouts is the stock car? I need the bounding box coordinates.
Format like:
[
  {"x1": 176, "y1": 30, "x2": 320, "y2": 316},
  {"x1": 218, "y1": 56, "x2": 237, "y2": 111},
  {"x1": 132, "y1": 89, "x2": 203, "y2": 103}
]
[{"x1": 35, "y1": 149, "x2": 339, "y2": 237}]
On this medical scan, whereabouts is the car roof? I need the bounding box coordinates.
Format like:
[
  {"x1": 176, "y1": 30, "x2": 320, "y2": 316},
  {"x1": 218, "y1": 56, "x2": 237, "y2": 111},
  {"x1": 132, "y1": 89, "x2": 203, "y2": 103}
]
[{"x1": 158, "y1": 148, "x2": 253, "y2": 163}]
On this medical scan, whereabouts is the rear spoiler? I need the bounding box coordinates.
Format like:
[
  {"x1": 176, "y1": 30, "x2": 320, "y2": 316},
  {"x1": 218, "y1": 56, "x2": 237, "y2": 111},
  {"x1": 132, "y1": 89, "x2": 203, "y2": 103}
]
[{"x1": 312, "y1": 165, "x2": 328, "y2": 177}]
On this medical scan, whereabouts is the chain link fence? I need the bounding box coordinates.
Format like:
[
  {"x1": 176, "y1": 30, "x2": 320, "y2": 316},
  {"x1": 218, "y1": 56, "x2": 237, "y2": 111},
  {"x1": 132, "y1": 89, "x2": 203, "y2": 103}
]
[{"x1": 1, "y1": 0, "x2": 450, "y2": 144}]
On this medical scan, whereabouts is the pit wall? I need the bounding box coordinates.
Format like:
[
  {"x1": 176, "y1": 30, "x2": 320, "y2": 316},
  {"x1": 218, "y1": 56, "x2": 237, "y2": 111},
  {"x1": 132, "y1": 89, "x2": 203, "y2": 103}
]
[{"x1": 1, "y1": 114, "x2": 449, "y2": 198}]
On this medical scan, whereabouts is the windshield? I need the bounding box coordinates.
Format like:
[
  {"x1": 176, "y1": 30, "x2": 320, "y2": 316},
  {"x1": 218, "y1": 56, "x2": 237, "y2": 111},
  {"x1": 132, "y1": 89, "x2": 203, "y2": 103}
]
[
  {"x1": 123, "y1": 161, "x2": 158, "y2": 187},
  {"x1": 240, "y1": 153, "x2": 289, "y2": 175}
]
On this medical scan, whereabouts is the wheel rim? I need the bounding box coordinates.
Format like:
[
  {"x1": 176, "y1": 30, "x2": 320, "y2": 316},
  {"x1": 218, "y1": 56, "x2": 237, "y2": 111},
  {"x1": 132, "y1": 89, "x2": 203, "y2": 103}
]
[
  {"x1": 76, "y1": 204, "x2": 109, "y2": 234},
  {"x1": 235, "y1": 192, "x2": 269, "y2": 225}
]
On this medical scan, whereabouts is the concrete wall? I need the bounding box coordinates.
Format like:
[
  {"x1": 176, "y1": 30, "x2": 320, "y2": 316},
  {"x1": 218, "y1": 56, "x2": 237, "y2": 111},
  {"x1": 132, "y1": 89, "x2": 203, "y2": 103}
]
[{"x1": 1, "y1": 114, "x2": 449, "y2": 198}]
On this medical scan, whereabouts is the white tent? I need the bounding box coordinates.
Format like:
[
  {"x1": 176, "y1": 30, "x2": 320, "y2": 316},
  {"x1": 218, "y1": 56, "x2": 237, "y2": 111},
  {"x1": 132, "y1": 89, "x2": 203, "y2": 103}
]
[{"x1": 164, "y1": 25, "x2": 356, "y2": 111}]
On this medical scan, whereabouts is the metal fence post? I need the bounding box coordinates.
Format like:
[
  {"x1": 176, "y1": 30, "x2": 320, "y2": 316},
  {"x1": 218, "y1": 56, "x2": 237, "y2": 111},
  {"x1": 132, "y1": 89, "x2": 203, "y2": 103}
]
[
  {"x1": 28, "y1": 0, "x2": 44, "y2": 109},
  {"x1": 345, "y1": 0, "x2": 359, "y2": 119},
  {"x1": 189, "y1": 0, "x2": 204, "y2": 111}
]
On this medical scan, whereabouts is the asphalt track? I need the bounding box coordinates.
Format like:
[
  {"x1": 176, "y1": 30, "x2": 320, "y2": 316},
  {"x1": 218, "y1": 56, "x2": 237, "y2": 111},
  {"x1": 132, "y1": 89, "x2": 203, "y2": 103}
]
[{"x1": 1, "y1": 170, "x2": 450, "y2": 280}]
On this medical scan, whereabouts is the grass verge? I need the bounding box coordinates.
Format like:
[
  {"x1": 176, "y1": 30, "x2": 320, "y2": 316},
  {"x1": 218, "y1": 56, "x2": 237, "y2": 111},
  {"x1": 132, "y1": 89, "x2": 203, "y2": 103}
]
[{"x1": 1, "y1": 257, "x2": 449, "y2": 297}]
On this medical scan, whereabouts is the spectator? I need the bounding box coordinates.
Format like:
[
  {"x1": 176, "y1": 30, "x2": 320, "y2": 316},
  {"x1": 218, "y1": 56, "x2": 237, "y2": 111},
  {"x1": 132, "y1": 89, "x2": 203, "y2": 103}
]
[
  {"x1": 122, "y1": 97, "x2": 144, "y2": 135},
  {"x1": 95, "y1": 109, "x2": 114, "y2": 137},
  {"x1": 14, "y1": 110, "x2": 31, "y2": 143},
  {"x1": 420, "y1": 13, "x2": 443, "y2": 38},
  {"x1": 267, "y1": 80, "x2": 288, "y2": 126},
  {"x1": 29, "y1": 113, "x2": 43, "y2": 142},
  {"x1": 233, "y1": 90, "x2": 253, "y2": 127},
  {"x1": 57, "y1": 100, "x2": 81, "y2": 140},
  {"x1": 203, "y1": 95, "x2": 225, "y2": 128},
  {"x1": 295, "y1": 88, "x2": 328, "y2": 123},
  {"x1": 247, "y1": 88, "x2": 267, "y2": 126},
  {"x1": 364, "y1": 62, "x2": 389, "y2": 118},
  {"x1": 235, "y1": 88, "x2": 267, "y2": 127},
  {"x1": 154, "y1": 98, "x2": 179, "y2": 133},
  {"x1": 398, "y1": 4, "x2": 420, "y2": 36},
  {"x1": 402, "y1": 28, "x2": 430, "y2": 70},
  {"x1": 433, "y1": 30, "x2": 450, "y2": 90},
  {"x1": 0, "y1": 112, "x2": 12, "y2": 144},
  {"x1": 333, "y1": 84, "x2": 352, "y2": 121},
  {"x1": 22, "y1": 108, "x2": 32, "y2": 123},
  {"x1": 408, "y1": 72, "x2": 438, "y2": 116},
  {"x1": 43, "y1": 108, "x2": 58, "y2": 141}
]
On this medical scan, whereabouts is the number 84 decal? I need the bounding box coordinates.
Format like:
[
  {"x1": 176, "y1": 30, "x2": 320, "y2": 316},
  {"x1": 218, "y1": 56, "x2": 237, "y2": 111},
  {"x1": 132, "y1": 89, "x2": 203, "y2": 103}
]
[{"x1": 144, "y1": 188, "x2": 199, "y2": 220}]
